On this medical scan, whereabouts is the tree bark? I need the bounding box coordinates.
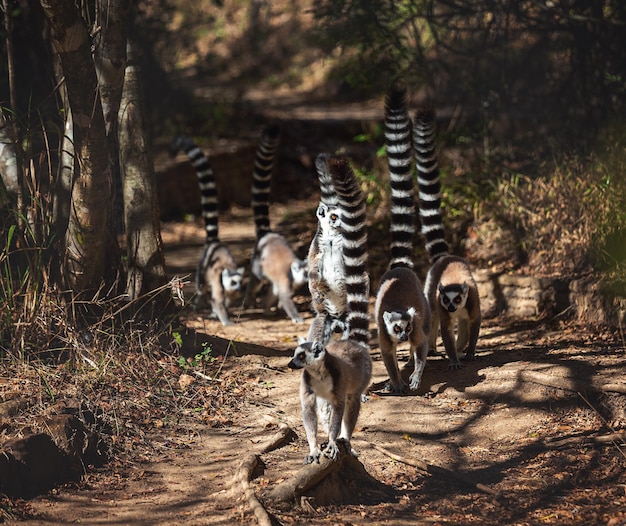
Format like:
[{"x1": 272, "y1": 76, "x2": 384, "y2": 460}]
[
  {"x1": 93, "y1": 0, "x2": 129, "y2": 138},
  {"x1": 39, "y1": 0, "x2": 112, "y2": 294},
  {"x1": 51, "y1": 51, "x2": 74, "y2": 241},
  {"x1": 118, "y1": 39, "x2": 167, "y2": 304},
  {"x1": 0, "y1": 111, "x2": 18, "y2": 196},
  {"x1": 93, "y1": 0, "x2": 130, "y2": 241}
]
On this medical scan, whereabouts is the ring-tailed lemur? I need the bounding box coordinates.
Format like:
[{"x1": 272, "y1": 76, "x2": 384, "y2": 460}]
[
  {"x1": 170, "y1": 136, "x2": 244, "y2": 325},
  {"x1": 243, "y1": 124, "x2": 308, "y2": 323},
  {"x1": 414, "y1": 108, "x2": 482, "y2": 368},
  {"x1": 375, "y1": 84, "x2": 431, "y2": 392},
  {"x1": 288, "y1": 156, "x2": 371, "y2": 464},
  {"x1": 424, "y1": 255, "x2": 481, "y2": 368},
  {"x1": 305, "y1": 153, "x2": 356, "y2": 343}
]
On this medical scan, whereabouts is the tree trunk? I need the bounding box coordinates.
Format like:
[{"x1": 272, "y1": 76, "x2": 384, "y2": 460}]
[
  {"x1": 118, "y1": 39, "x2": 167, "y2": 305},
  {"x1": 93, "y1": 0, "x2": 130, "y2": 241},
  {"x1": 51, "y1": 51, "x2": 74, "y2": 241},
  {"x1": 0, "y1": 111, "x2": 18, "y2": 196},
  {"x1": 93, "y1": 0, "x2": 129, "y2": 138},
  {"x1": 39, "y1": 0, "x2": 112, "y2": 294}
]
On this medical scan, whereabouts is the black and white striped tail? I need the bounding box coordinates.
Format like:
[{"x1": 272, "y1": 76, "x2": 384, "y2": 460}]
[
  {"x1": 413, "y1": 107, "x2": 449, "y2": 263},
  {"x1": 326, "y1": 156, "x2": 370, "y2": 345},
  {"x1": 315, "y1": 153, "x2": 339, "y2": 209},
  {"x1": 385, "y1": 83, "x2": 415, "y2": 269},
  {"x1": 171, "y1": 135, "x2": 219, "y2": 243},
  {"x1": 251, "y1": 123, "x2": 280, "y2": 239}
]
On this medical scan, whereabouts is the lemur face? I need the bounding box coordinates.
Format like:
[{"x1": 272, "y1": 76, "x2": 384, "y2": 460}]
[
  {"x1": 316, "y1": 203, "x2": 342, "y2": 232},
  {"x1": 382, "y1": 310, "x2": 413, "y2": 342},
  {"x1": 288, "y1": 341, "x2": 326, "y2": 369},
  {"x1": 438, "y1": 283, "x2": 469, "y2": 313},
  {"x1": 222, "y1": 267, "x2": 245, "y2": 292},
  {"x1": 291, "y1": 259, "x2": 309, "y2": 286}
]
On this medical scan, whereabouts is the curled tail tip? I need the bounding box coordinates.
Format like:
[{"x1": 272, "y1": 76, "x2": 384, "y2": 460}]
[
  {"x1": 262, "y1": 122, "x2": 281, "y2": 139},
  {"x1": 327, "y1": 155, "x2": 354, "y2": 181},
  {"x1": 385, "y1": 82, "x2": 408, "y2": 109},
  {"x1": 314, "y1": 152, "x2": 331, "y2": 172},
  {"x1": 169, "y1": 134, "x2": 192, "y2": 157},
  {"x1": 415, "y1": 105, "x2": 436, "y2": 124}
]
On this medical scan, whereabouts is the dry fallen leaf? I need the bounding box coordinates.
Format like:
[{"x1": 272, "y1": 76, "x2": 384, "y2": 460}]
[{"x1": 178, "y1": 373, "x2": 195, "y2": 389}]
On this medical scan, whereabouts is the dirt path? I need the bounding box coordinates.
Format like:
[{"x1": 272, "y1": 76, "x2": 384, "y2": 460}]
[{"x1": 18, "y1": 205, "x2": 626, "y2": 525}]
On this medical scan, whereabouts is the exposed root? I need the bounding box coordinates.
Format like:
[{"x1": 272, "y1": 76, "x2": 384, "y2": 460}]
[
  {"x1": 231, "y1": 423, "x2": 295, "y2": 526},
  {"x1": 268, "y1": 440, "x2": 394, "y2": 506}
]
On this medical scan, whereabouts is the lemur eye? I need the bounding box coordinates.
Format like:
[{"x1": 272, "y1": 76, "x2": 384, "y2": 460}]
[
  {"x1": 394, "y1": 326, "x2": 401, "y2": 333},
  {"x1": 330, "y1": 213, "x2": 338, "y2": 221},
  {"x1": 454, "y1": 297, "x2": 462, "y2": 304},
  {"x1": 298, "y1": 352, "x2": 305, "y2": 361},
  {"x1": 442, "y1": 297, "x2": 449, "y2": 304}
]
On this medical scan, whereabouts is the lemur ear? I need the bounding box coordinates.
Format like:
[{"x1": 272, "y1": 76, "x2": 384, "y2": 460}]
[
  {"x1": 312, "y1": 341, "x2": 325, "y2": 357},
  {"x1": 406, "y1": 307, "x2": 416, "y2": 318},
  {"x1": 383, "y1": 311, "x2": 392, "y2": 323},
  {"x1": 438, "y1": 283, "x2": 445, "y2": 293},
  {"x1": 297, "y1": 336, "x2": 307, "y2": 345},
  {"x1": 462, "y1": 283, "x2": 469, "y2": 294}
]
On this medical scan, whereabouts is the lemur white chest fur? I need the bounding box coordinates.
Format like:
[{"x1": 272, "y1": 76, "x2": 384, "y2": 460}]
[
  {"x1": 305, "y1": 363, "x2": 335, "y2": 401},
  {"x1": 317, "y1": 210, "x2": 346, "y2": 316},
  {"x1": 308, "y1": 202, "x2": 347, "y2": 328}
]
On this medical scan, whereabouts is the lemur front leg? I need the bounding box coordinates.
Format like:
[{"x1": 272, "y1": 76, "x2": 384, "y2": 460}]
[
  {"x1": 440, "y1": 317, "x2": 462, "y2": 369},
  {"x1": 322, "y1": 397, "x2": 345, "y2": 461},
  {"x1": 301, "y1": 390, "x2": 322, "y2": 464}
]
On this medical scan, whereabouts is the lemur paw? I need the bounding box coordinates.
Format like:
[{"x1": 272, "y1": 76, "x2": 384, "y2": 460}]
[
  {"x1": 408, "y1": 376, "x2": 422, "y2": 391},
  {"x1": 384, "y1": 382, "x2": 407, "y2": 394},
  {"x1": 448, "y1": 361, "x2": 463, "y2": 370},
  {"x1": 323, "y1": 441, "x2": 340, "y2": 461},
  {"x1": 463, "y1": 352, "x2": 477, "y2": 361},
  {"x1": 304, "y1": 449, "x2": 322, "y2": 464}
]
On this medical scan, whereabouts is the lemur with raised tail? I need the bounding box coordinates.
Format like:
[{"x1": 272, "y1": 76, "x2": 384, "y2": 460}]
[
  {"x1": 414, "y1": 108, "x2": 482, "y2": 368},
  {"x1": 289, "y1": 156, "x2": 371, "y2": 464},
  {"x1": 243, "y1": 124, "x2": 308, "y2": 323},
  {"x1": 305, "y1": 153, "x2": 351, "y2": 343},
  {"x1": 374, "y1": 84, "x2": 431, "y2": 392},
  {"x1": 170, "y1": 136, "x2": 244, "y2": 325}
]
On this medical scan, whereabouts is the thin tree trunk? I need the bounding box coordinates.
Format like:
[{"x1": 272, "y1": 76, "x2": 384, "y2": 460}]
[
  {"x1": 2, "y1": 0, "x2": 24, "y2": 218},
  {"x1": 39, "y1": 0, "x2": 112, "y2": 294},
  {"x1": 93, "y1": 0, "x2": 129, "y2": 138},
  {"x1": 118, "y1": 40, "x2": 167, "y2": 304},
  {"x1": 0, "y1": 111, "x2": 18, "y2": 196},
  {"x1": 93, "y1": 0, "x2": 130, "y2": 241},
  {"x1": 51, "y1": 51, "x2": 74, "y2": 239}
]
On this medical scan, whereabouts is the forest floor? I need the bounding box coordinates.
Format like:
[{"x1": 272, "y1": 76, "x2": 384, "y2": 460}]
[{"x1": 12, "y1": 201, "x2": 626, "y2": 526}]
